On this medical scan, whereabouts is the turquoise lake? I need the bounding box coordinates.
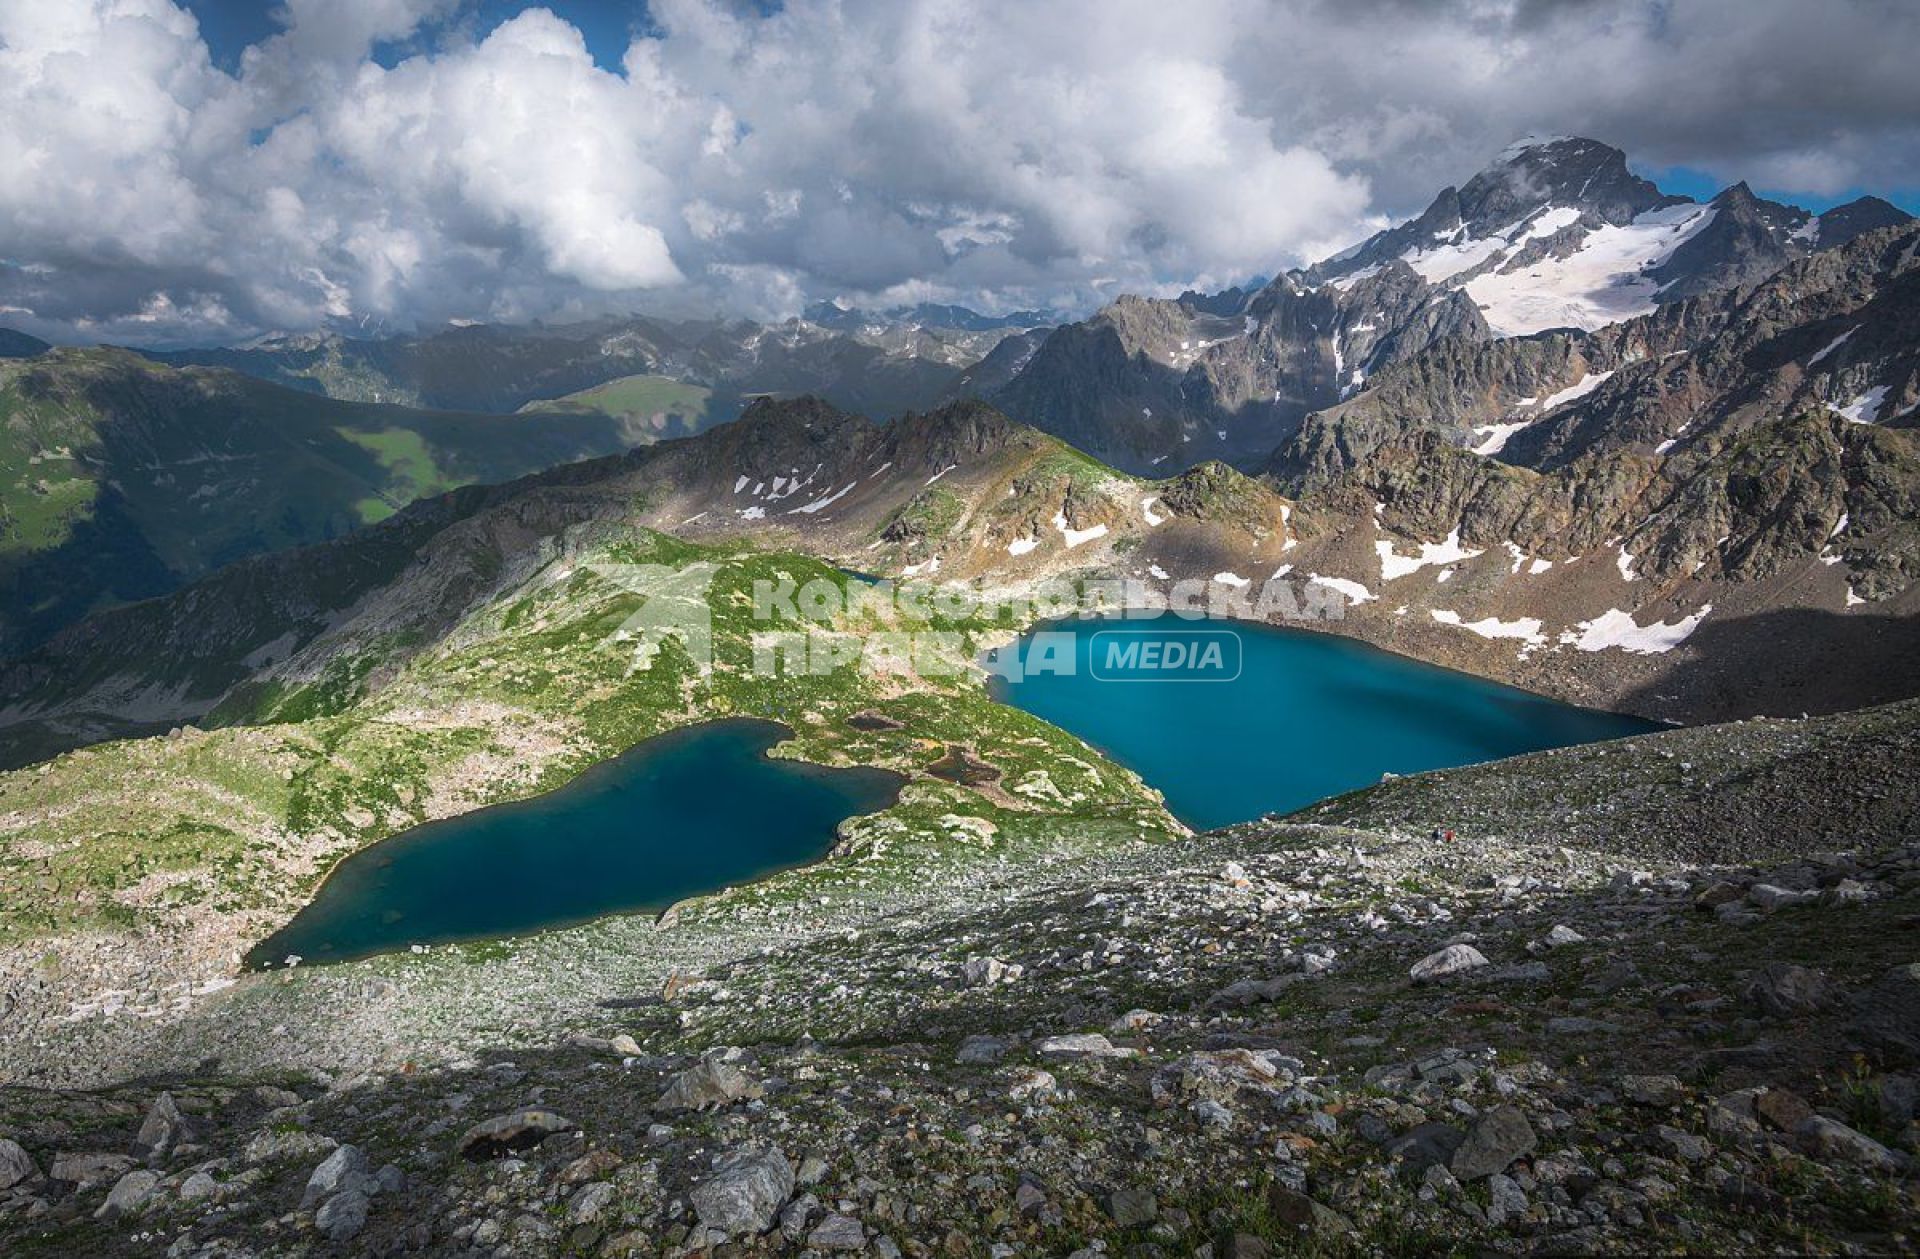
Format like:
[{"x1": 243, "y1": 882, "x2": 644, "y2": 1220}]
[
  {"x1": 246, "y1": 719, "x2": 904, "y2": 967},
  {"x1": 990, "y1": 616, "x2": 1657, "y2": 830}
]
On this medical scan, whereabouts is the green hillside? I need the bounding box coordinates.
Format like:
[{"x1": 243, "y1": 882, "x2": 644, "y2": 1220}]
[
  {"x1": 518, "y1": 371, "x2": 724, "y2": 440},
  {"x1": 0, "y1": 348, "x2": 640, "y2": 654}
]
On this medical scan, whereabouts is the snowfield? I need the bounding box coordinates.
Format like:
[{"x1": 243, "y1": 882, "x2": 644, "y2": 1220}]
[{"x1": 1566, "y1": 605, "x2": 1713, "y2": 655}]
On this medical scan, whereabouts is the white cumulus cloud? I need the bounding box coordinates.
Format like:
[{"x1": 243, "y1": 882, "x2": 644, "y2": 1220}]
[{"x1": 0, "y1": 0, "x2": 1914, "y2": 344}]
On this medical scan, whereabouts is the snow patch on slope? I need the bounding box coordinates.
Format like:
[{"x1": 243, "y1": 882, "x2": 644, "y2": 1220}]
[{"x1": 1565, "y1": 605, "x2": 1712, "y2": 654}]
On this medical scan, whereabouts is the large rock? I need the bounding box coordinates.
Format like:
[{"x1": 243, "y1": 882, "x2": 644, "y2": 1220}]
[
  {"x1": 1383, "y1": 1122, "x2": 1466, "y2": 1177},
  {"x1": 1450, "y1": 1106, "x2": 1538, "y2": 1180},
  {"x1": 315, "y1": 1188, "x2": 371, "y2": 1242},
  {"x1": 1797, "y1": 1116, "x2": 1903, "y2": 1170},
  {"x1": 457, "y1": 1110, "x2": 578, "y2": 1161},
  {"x1": 1410, "y1": 944, "x2": 1489, "y2": 984},
  {"x1": 95, "y1": 1169, "x2": 160, "y2": 1220},
  {"x1": 1035, "y1": 1033, "x2": 1136, "y2": 1060},
  {"x1": 1852, "y1": 962, "x2": 1920, "y2": 1062},
  {"x1": 656, "y1": 1058, "x2": 764, "y2": 1111},
  {"x1": 1747, "y1": 962, "x2": 1840, "y2": 1018},
  {"x1": 807, "y1": 1213, "x2": 867, "y2": 1250},
  {"x1": 1266, "y1": 1184, "x2": 1354, "y2": 1237},
  {"x1": 0, "y1": 1138, "x2": 36, "y2": 1190},
  {"x1": 132, "y1": 1091, "x2": 198, "y2": 1163},
  {"x1": 51, "y1": 1152, "x2": 135, "y2": 1188},
  {"x1": 689, "y1": 1145, "x2": 794, "y2": 1238},
  {"x1": 301, "y1": 1143, "x2": 370, "y2": 1208}
]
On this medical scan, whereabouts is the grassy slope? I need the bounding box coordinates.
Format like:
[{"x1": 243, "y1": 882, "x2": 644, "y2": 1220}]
[
  {"x1": 0, "y1": 526, "x2": 1176, "y2": 950},
  {"x1": 0, "y1": 350, "x2": 640, "y2": 647},
  {"x1": 518, "y1": 372, "x2": 719, "y2": 443}
]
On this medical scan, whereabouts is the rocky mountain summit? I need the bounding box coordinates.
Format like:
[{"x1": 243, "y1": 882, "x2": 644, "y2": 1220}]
[
  {"x1": 983, "y1": 138, "x2": 1914, "y2": 473},
  {"x1": 2, "y1": 698, "x2": 1918, "y2": 1256}
]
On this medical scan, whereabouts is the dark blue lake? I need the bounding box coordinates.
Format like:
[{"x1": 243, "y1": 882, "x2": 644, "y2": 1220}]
[
  {"x1": 990, "y1": 617, "x2": 1657, "y2": 830},
  {"x1": 246, "y1": 718, "x2": 903, "y2": 967}
]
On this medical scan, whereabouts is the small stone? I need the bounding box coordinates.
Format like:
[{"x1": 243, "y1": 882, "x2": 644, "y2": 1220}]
[
  {"x1": 1034, "y1": 1032, "x2": 1135, "y2": 1059},
  {"x1": 1653, "y1": 1125, "x2": 1710, "y2": 1163},
  {"x1": 1410, "y1": 944, "x2": 1489, "y2": 984},
  {"x1": 1547, "y1": 1016, "x2": 1622, "y2": 1035},
  {"x1": 1223, "y1": 1233, "x2": 1270, "y2": 1259},
  {"x1": 95, "y1": 1169, "x2": 160, "y2": 1221},
  {"x1": 955, "y1": 1035, "x2": 1011, "y2": 1065},
  {"x1": 457, "y1": 1110, "x2": 578, "y2": 1160},
  {"x1": 1619, "y1": 1075, "x2": 1684, "y2": 1107},
  {"x1": 1852, "y1": 963, "x2": 1920, "y2": 1062},
  {"x1": 1543, "y1": 924, "x2": 1585, "y2": 948},
  {"x1": 808, "y1": 1213, "x2": 867, "y2": 1250},
  {"x1": 1451, "y1": 1107, "x2": 1537, "y2": 1180},
  {"x1": 1105, "y1": 1185, "x2": 1157, "y2": 1227}
]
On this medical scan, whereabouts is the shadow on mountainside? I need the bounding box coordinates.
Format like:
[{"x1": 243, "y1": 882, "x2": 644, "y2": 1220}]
[{"x1": 1616, "y1": 604, "x2": 1920, "y2": 725}]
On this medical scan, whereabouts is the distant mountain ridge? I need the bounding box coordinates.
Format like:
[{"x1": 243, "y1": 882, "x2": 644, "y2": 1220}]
[
  {"x1": 146, "y1": 309, "x2": 1014, "y2": 422},
  {"x1": 802, "y1": 300, "x2": 1064, "y2": 334},
  {"x1": 980, "y1": 137, "x2": 1915, "y2": 474}
]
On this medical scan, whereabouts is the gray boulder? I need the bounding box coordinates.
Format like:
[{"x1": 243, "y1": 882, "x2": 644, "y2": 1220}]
[
  {"x1": 1852, "y1": 962, "x2": 1920, "y2": 1062},
  {"x1": 1035, "y1": 1032, "x2": 1135, "y2": 1060},
  {"x1": 51, "y1": 1152, "x2": 135, "y2": 1188},
  {"x1": 457, "y1": 1109, "x2": 577, "y2": 1160},
  {"x1": 132, "y1": 1092, "x2": 198, "y2": 1163},
  {"x1": 656, "y1": 1058, "x2": 764, "y2": 1111},
  {"x1": 955, "y1": 1035, "x2": 1011, "y2": 1064},
  {"x1": 1410, "y1": 944, "x2": 1489, "y2": 984},
  {"x1": 0, "y1": 1138, "x2": 36, "y2": 1190},
  {"x1": 689, "y1": 1145, "x2": 794, "y2": 1238},
  {"x1": 808, "y1": 1212, "x2": 867, "y2": 1250},
  {"x1": 1747, "y1": 962, "x2": 1840, "y2": 1018},
  {"x1": 95, "y1": 1169, "x2": 160, "y2": 1221},
  {"x1": 1451, "y1": 1106, "x2": 1538, "y2": 1180},
  {"x1": 315, "y1": 1187, "x2": 371, "y2": 1242},
  {"x1": 302, "y1": 1143, "x2": 369, "y2": 1209},
  {"x1": 1798, "y1": 1116, "x2": 1904, "y2": 1170}
]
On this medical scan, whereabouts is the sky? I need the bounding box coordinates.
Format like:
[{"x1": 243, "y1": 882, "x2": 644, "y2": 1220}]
[{"x1": 3, "y1": 0, "x2": 1918, "y2": 347}]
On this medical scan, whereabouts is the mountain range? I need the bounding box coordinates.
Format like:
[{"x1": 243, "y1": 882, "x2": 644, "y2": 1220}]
[
  {"x1": 2, "y1": 137, "x2": 1917, "y2": 765},
  {"x1": 983, "y1": 137, "x2": 1914, "y2": 472}
]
